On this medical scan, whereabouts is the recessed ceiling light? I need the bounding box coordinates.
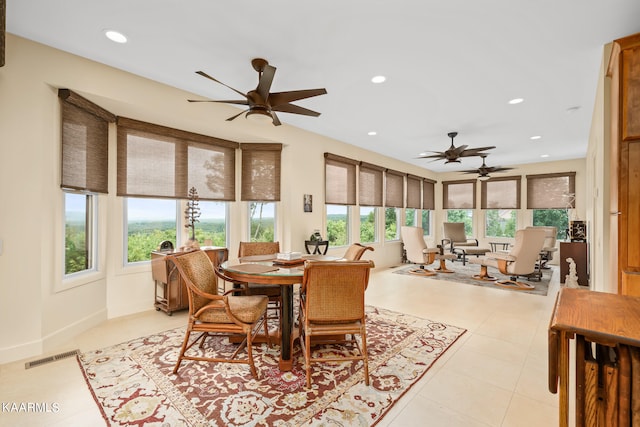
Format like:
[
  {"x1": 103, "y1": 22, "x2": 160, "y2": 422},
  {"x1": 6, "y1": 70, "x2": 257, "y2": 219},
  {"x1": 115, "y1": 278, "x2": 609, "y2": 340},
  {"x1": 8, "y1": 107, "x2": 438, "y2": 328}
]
[
  {"x1": 530, "y1": 135, "x2": 542, "y2": 140},
  {"x1": 105, "y1": 30, "x2": 127, "y2": 44},
  {"x1": 508, "y1": 98, "x2": 524, "y2": 105},
  {"x1": 541, "y1": 154, "x2": 550, "y2": 158},
  {"x1": 371, "y1": 75, "x2": 386, "y2": 84},
  {"x1": 368, "y1": 131, "x2": 377, "y2": 136}
]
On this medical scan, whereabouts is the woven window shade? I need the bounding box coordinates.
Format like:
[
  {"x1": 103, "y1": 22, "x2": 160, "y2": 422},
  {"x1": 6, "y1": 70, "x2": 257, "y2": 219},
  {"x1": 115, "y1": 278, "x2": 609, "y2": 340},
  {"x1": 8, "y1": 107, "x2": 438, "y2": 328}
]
[
  {"x1": 406, "y1": 175, "x2": 422, "y2": 209},
  {"x1": 526, "y1": 172, "x2": 575, "y2": 209},
  {"x1": 117, "y1": 117, "x2": 237, "y2": 200},
  {"x1": 422, "y1": 179, "x2": 436, "y2": 210},
  {"x1": 325, "y1": 153, "x2": 357, "y2": 205},
  {"x1": 442, "y1": 179, "x2": 476, "y2": 209},
  {"x1": 59, "y1": 89, "x2": 115, "y2": 193},
  {"x1": 358, "y1": 162, "x2": 384, "y2": 206},
  {"x1": 240, "y1": 143, "x2": 282, "y2": 201},
  {"x1": 481, "y1": 176, "x2": 521, "y2": 209},
  {"x1": 385, "y1": 169, "x2": 405, "y2": 208}
]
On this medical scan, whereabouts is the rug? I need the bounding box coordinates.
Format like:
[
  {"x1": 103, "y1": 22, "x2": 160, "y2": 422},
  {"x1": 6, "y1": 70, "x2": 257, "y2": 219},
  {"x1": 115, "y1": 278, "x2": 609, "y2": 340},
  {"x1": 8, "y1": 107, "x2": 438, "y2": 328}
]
[
  {"x1": 393, "y1": 262, "x2": 553, "y2": 296},
  {"x1": 77, "y1": 306, "x2": 466, "y2": 426}
]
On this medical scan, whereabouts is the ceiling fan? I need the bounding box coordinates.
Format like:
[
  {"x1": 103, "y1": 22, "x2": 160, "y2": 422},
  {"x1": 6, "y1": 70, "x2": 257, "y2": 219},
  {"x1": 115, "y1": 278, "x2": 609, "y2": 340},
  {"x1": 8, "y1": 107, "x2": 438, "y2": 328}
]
[
  {"x1": 417, "y1": 132, "x2": 495, "y2": 164},
  {"x1": 460, "y1": 154, "x2": 513, "y2": 180},
  {"x1": 188, "y1": 58, "x2": 327, "y2": 126}
]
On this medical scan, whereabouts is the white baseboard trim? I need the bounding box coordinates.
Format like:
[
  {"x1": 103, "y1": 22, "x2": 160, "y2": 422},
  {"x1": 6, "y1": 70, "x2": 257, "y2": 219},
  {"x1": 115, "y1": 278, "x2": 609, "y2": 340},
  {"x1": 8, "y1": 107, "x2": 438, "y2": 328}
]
[{"x1": 0, "y1": 309, "x2": 107, "y2": 365}]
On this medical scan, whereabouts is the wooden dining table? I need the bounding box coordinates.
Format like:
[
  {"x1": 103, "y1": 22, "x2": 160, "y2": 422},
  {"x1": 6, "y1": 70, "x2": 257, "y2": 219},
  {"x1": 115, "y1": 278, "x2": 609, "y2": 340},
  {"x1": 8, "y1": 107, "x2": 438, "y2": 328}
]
[{"x1": 220, "y1": 254, "x2": 338, "y2": 371}]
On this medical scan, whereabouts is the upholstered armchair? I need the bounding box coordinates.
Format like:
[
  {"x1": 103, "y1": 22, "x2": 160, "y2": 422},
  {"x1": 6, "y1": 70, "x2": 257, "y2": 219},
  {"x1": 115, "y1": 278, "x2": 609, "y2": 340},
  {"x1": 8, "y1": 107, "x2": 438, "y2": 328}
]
[
  {"x1": 441, "y1": 222, "x2": 490, "y2": 265},
  {"x1": 525, "y1": 226, "x2": 558, "y2": 269},
  {"x1": 168, "y1": 250, "x2": 270, "y2": 378},
  {"x1": 401, "y1": 226, "x2": 456, "y2": 274},
  {"x1": 468, "y1": 228, "x2": 547, "y2": 290},
  {"x1": 298, "y1": 259, "x2": 374, "y2": 388}
]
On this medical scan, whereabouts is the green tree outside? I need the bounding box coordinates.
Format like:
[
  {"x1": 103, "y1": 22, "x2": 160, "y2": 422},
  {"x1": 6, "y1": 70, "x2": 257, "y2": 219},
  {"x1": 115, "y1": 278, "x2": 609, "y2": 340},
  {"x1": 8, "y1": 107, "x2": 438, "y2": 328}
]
[{"x1": 485, "y1": 209, "x2": 517, "y2": 237}]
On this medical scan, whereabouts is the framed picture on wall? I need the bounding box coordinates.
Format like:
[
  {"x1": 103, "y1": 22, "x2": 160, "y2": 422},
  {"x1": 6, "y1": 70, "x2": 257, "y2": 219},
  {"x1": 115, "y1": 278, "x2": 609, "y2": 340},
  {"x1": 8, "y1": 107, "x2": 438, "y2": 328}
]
[{"x1": 304, "y1": 194, "x2": 312, "y2": 212}]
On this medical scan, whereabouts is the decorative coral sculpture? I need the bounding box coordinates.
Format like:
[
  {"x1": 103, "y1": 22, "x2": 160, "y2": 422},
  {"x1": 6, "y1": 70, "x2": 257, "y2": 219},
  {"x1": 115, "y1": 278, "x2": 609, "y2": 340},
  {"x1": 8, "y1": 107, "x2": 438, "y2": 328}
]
[{"x1": 184, "y1": 187, "x2": 201, "y2": 244}]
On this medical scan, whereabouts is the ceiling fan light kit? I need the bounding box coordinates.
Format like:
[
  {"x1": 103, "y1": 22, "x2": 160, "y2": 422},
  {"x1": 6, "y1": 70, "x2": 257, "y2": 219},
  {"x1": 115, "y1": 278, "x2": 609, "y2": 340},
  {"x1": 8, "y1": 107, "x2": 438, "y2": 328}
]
[{"x1": 189, "y1": 58, "x2": 327, "y2": 126}]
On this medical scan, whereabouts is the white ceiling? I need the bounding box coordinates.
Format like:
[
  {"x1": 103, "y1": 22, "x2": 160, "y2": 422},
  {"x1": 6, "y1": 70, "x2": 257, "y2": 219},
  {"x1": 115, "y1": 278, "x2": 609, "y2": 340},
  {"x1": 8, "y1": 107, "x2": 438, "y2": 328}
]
[{"x1": 7, "y1": 1, "x2": 640, "y2": 172}]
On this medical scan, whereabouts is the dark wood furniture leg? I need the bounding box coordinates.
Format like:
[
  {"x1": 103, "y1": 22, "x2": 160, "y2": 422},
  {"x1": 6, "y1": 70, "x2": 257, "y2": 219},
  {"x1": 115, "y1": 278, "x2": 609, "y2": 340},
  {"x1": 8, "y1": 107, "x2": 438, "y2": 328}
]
[{"x1": 279, "y1": 284, "x2": 294, "y2": 371}]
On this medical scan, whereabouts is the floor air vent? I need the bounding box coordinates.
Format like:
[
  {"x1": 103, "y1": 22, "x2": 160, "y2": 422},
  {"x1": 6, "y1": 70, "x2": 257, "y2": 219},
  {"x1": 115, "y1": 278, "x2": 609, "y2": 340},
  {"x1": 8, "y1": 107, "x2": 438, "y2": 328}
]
[{"x1": 25, "y1": 349, "x2": 80, "y2": 369}]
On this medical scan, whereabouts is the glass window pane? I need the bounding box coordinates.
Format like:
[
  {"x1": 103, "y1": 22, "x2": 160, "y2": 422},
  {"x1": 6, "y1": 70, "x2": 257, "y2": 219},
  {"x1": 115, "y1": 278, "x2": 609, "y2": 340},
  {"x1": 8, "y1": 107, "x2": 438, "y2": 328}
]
[
  {"x1": 327, "y1": 204, "x2": 349, "y2": 246},
  {"x1": 421, "y1": 210, "x2": 431, "y2": 235},
  {"x1": 385, "y1": 207, "x2": 400, "y2": 241},
  {"x1": 405, "y1": 208, "x2": 417, "y2": 227},
  {"x1": 360, "y1": 206, "x2": 377, "y2": 243},
  {"x1": 65, "y1": 192, "x2": 94, "y2": 275},
  {"x1": 485, "y1": 209, "x2": 517, "y2": 237},
  {"x1": 198, "y1": 201, "x2": 227, "y2": 247},
  {"x1": 533, "y1": 209, "x2": 568, "y2": 240},
  {"x1": 447, "y1": 209, "x2": 473, "y2": 235},
  {"x1": 249, "y1": 202, "x2": 275, "y2": 242},
  {"x1": 126, "y1": 198, "x2": 177, "y2": 263}
]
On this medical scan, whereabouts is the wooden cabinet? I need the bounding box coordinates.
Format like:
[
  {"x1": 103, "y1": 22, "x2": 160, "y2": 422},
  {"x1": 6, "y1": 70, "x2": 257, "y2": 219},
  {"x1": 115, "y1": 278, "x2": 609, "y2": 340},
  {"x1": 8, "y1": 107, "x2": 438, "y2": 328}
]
[
  {"x1": 608, "y1": 32, "x2": 640, "y2": 296},
  {"x1": 151, "y1": 247, "x2": 228, "y2": 315},
  {"x1": 549, "y1": 288, "x2": 640, "y2": 427},
  {"x1": 151, "y1": 250, "x2": 188, "y2": 315},
  {"x1": 560, "y1": 242, "x2": 589, "y2": 286}
]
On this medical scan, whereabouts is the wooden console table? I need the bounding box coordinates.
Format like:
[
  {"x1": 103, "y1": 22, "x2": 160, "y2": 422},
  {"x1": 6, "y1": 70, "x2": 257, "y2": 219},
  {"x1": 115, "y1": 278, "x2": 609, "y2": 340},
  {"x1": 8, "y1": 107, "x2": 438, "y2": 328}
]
[{"x1": 549, "y1": 288, "x2": 640, "y2": 426}]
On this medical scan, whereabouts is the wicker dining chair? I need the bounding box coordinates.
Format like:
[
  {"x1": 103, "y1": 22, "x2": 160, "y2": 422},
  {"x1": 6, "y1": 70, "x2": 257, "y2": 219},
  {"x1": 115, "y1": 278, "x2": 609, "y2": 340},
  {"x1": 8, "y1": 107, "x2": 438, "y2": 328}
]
[
  {"x1": 341, "y1": 243, "x2": 374, "y2": 261},
  {"x1": 238, "y1": 242, "x2": 282, "y2": 320},
  {"x1": 168, "y1": 250, "x2": 270, "y2": 378},
  {"x1": 298, "y1": 259, "x2": 375, "y2": 389}
]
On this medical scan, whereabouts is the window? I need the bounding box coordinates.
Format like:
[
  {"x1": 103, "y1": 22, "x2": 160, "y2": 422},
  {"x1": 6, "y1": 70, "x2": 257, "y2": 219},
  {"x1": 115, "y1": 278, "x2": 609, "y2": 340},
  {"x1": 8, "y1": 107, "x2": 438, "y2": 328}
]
[
  {"x1": 327, "y1": 205, "x2": 349, "y2": 246},
  {"x1": 198, "y1": 201, "x2": 227, "y2": 246},
  {"x1": 385, "y1": 169, "x2": 404, "y2": 241},
  {"x1": 443, "y1": 179, "x2": 476, "y2": 235},
  {"x1": 126, "y1": 198, "x2": 177, "y2": 263},
  {"x1": 117, "y1": 117, "x2": 237, "y2": 200},
  {"x1": 325, "y1": 154, "x2": 358, "y2": 246},
  {"x1": 421, "y1": 210, "x2": 431, "y2": 235},
  {"x1": 249, "y1": 202, "x2": 275, "y2": 242},
  {"x1": 405, "y1": 209, "x2": 418, "y2": 227},
  {"x1": 447, "y1": 209, "x2": 473, "y2": 235},
  {"x1": 486, "y1": 210, "x2": 517, "y2": 237},
  {"x1": 360, "y1": 206, "x2": 377, "y2": 243},
  {"x1": 405, "y1": 174, "x2": 421, "y2": 228},
  {"x1": 481, "y1": 176, "x2": 521, "y2": 238},
  {"x1": 358, "y1": 162, "x2": 383, "y2": 244},
  {"x1": 385, "y1": 207, "x2": 400, "y2": 240},
  {"x1": 59, "y1": 89, "x2": 114, "y2": 277},
  {"x1": 527, "y1": 172, "x2": 575, "y2": 239},
  {"x1": 64, "y1": 192, "x2": 96, "y2": 275},
  {"x1": 422, "y1": 178, "x2": 435, "y2": 236}
]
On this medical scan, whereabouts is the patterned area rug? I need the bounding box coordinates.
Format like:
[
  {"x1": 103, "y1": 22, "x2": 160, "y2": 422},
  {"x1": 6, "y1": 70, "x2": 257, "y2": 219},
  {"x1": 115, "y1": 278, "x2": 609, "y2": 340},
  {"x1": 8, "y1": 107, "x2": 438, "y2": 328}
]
[
  {"x1": 393, "y1": 262, "x2": 553, "y2": 296},
  {"x1": 77, "y1": 306, "x2": 466, "y2": 426}
]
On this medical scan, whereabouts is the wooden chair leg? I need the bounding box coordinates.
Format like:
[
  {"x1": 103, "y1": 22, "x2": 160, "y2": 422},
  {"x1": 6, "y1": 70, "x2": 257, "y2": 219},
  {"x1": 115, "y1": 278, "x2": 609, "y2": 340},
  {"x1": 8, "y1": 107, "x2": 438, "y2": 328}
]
[
  {"x1": 473, "y1": 264, "x2": 496, "y2": 281},
  {"x1": 173, "y1": 328, "x2": 191, "y2": 374},
  {"x1": 361, "y1": 327, "x2": 370, "y2": 386}
]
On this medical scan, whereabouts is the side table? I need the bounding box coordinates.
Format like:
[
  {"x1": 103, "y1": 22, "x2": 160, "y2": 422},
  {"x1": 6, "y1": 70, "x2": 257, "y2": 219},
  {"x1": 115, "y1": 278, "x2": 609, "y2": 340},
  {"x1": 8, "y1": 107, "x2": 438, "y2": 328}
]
[{"x1": 305, "y1": 240, "x2": 329, "y2": 255}]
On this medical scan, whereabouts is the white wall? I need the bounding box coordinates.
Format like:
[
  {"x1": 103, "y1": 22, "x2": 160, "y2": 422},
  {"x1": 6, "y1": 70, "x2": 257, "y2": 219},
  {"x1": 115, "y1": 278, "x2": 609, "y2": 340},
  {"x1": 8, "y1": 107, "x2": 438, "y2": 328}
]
[{"x1": 0, "y1": 34, "x2": 598, "y2": 364}]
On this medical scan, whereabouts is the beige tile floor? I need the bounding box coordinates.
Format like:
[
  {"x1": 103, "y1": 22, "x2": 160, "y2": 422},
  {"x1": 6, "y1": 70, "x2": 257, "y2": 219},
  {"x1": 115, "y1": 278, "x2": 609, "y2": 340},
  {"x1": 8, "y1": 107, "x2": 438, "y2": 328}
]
[{"x1": 0, "y1": 264, "x2": 562, "y2": 426}]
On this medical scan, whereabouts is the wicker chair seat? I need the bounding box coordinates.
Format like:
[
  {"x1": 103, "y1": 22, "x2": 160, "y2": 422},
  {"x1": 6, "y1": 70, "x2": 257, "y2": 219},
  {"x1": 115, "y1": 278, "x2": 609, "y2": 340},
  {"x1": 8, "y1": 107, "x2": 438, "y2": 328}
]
[{"x1": 197, "y1": 295, "x2": 268, "y2": 324}]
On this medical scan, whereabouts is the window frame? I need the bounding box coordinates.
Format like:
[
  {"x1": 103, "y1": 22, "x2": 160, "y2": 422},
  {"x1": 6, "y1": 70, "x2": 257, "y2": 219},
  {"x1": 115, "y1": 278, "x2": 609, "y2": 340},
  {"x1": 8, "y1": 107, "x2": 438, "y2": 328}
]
[{"x1": 63, "y1": 190, "x2": 98, "y2": 278}]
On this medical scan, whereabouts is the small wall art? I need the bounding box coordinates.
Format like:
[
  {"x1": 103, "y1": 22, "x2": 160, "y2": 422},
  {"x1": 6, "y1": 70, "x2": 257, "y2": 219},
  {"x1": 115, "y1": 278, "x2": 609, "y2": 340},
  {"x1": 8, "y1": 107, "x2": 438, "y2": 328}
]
[{"x1": 303, "y1": 194, "x2": 312, "y2": 212}]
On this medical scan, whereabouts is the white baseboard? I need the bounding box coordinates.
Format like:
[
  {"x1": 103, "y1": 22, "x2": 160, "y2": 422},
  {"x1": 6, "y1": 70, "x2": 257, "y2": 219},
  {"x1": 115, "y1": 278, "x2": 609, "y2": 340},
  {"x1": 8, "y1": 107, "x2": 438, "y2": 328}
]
[{"x1": 0, "y1": 309, "x2": 107, "y2": 365}]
